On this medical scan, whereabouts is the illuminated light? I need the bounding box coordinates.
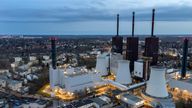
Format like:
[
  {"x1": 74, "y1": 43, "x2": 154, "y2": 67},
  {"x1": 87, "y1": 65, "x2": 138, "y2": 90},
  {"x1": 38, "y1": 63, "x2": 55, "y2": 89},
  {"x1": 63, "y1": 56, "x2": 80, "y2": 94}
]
[
  {"x1": 136, "y1": 102, "x2": 141, "y2": 106},
  {"x1": 38, "y1": 84, "x2": 76, "y2": 101},
  {"x1": 183, "y1": 90, "x2": 188, "y2": 93},
  {"x1": 67, "y1": 92, "x2": 71, "y2": 95},
  {"x1": 116, "y1": 95, "x2": 120, "y2": 99},
  {"x1": 124, "y1": 97, "x2": 128, "y2": 101},
  {"x1": 175, "y1": 87, "x2": 179, "y2": 90}
]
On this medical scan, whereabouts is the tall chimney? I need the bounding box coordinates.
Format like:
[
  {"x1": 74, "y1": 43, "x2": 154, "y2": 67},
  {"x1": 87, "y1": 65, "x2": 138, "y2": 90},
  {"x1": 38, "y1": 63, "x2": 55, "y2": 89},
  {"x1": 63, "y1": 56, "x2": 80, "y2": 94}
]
[
  {"x1": 181, "y1": 38, "x2": 188, "y2": 78},
  {"x1": 151, "y1": 9, "x2": 155, "y2": 37},
  {"x1": 112, "y1": 14, "x2": 123, "y2": 54},
  {"x1": 132, "y1": 12, "x2": 135, "y2": 37},
  {"x1": 117, "y1": 14, "x2": 119, "y2": 36},
  {"x1": 51, "y1": 37, "x2": 57, "y2": 69}
]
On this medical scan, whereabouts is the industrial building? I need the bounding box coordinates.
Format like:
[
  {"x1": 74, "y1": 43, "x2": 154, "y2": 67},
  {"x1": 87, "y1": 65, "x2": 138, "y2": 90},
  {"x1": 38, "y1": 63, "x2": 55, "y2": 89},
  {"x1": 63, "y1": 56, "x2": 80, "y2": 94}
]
[
  {"x1": 144, "y1": 9, "x2": 159, "y2": 66},
  {"x1": 63, "y1": 68, "x2": 104, "y2": 93},
  {"x1": 117, "y1": 93, "x2": 144, "y2": 108},
  {"x1": 133, "y1": 60, "x2": 144, "y2": 79},
  {"x1": 46, "y1": 9, "x2": 192, "y2": 108},
  {"x1": 167, "y1": 38, "x2": 192, "y2": 101},
  {"x1": 144, "y1": 37, "x2": 159, "y2": 65},
  {"x1": 64, "y1": 96, "x2": 113, "y2": 108},
  {"x1": 112, "y1": 14, "x2": 123, "y2": 54},
  {"x1": 126, "y1": 12, "x2": 139, "y2": 72},
  {"x1": 49, "y1": 38, "x2": 107, "y2": 94}
]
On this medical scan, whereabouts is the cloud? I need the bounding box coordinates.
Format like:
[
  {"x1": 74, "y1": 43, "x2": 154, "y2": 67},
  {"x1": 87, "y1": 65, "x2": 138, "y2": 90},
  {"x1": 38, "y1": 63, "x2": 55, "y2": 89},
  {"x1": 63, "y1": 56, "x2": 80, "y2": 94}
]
[{"x1": 0, "y1": 0, "x2": 192, "y2": 22}]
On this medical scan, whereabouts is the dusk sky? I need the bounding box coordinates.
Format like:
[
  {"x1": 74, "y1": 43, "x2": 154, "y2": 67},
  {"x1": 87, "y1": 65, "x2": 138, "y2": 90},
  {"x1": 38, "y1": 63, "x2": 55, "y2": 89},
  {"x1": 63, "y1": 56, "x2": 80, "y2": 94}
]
[{"x1": 0, "y1": 0, "x2": 192, "y2": 35}]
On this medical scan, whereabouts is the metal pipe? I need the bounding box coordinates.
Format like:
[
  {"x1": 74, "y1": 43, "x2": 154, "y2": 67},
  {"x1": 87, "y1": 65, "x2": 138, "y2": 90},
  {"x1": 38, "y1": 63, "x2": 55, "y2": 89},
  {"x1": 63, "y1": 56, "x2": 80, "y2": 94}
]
[
  {"x1": 117, "y1": 14, "x2": 119, "y2": 36},
  {"x1": 132, "y1": 12, "x2": 135, "y2": 37},
  {"x1": 151, "y1": 9, "x2": 155, "y2": 37}
]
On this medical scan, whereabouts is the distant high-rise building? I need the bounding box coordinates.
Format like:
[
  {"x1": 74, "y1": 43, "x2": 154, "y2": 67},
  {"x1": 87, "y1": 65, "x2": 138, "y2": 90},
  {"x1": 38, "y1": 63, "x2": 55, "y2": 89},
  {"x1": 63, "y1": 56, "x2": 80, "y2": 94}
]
[
  {"x1": 144, "y1": 9, "x2": 159, "y2": 65},
  {"x1": 126, "y1": 12, "x2": 139, "y2": 72},
  {"x1": 112, "y1": 14, "x2": 123, "y2": 54}
]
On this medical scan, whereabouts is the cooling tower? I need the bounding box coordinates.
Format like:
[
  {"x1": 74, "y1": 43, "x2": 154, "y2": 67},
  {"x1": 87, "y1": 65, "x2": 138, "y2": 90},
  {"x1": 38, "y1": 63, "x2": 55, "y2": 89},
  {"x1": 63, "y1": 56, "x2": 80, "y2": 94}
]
[
  {"x1": 116, "y1": 60, "x2": 132, "y2": 85},
  {"x1": 96, "y1": 56, "x2": 108, "y2": 76},
  {"x1": 110, "y1": 53, "x2": 123, "y2": 75},
  {"x1": 146, "y1": 66, "x2": 168, "y2": 98}
]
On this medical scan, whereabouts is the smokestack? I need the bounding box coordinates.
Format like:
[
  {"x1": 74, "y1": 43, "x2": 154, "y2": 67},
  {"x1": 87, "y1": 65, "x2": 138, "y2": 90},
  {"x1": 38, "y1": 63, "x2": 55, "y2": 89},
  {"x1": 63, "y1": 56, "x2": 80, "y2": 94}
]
[
  {"x1": 132, "y1": 12, "x2": 135, "y2": 37},
  {"x1": 117, "y1": 14, "x2": 119, "y2": 36},
  {"x1": 51, "y1": 37, "x2": 57, "y2": 69},
  {"x1": 112, "y1": 14, "x2": 123, "y2": 54},
  {"x1": 181, "y1": 38, "x2": 188, "y2": 78},
  {"x1": 151, "y1": 9, "x2": 155, "y2": 37}
]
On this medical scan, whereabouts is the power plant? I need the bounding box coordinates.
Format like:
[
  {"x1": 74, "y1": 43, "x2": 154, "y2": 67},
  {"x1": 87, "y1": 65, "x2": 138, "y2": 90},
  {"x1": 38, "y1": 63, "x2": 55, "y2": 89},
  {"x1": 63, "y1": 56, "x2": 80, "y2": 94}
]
[{"x1": 45, "y1": 9, "x2": 192, "y2": 108}]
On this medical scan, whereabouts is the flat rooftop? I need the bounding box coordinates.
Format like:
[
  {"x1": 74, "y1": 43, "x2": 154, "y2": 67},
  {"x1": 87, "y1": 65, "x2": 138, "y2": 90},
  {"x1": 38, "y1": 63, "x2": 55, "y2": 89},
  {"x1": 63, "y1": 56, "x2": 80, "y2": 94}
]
[
  {"x1": 121, "y1": 93, "x2": 143, "y2": 102},
  {"x1": 178, "y1": 78, "x2": 192, "y2": 83},
  {"x1": 169, "y1": 73, "x2": 192, "y2": 93},
  {"x1": 180, "y1": 71, "x2": 192, "y2": 82}
]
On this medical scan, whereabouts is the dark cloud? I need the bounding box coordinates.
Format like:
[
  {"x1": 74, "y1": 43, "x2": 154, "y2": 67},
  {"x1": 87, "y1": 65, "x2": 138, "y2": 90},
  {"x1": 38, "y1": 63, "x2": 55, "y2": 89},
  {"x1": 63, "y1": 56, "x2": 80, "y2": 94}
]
[{"x1": 0, "y1": 4, "x2": 192, "y2": 22}]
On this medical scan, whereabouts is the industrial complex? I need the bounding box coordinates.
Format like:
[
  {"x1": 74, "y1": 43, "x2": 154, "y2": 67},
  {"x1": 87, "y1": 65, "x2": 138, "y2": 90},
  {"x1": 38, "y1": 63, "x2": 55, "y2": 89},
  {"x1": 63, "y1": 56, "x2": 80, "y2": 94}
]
[
  {"x1": 41, "y1": 9, "x2": 192, "y2": 108},
  {"x1": 0, "y1": 8, "x2": 191, "y2": 108}
]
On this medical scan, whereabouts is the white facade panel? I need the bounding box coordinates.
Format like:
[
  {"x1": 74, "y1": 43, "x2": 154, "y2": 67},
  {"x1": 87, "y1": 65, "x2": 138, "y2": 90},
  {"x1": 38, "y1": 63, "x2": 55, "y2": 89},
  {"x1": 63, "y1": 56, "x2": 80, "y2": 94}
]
[
  {"x1": 64, "y1": 73, "x2": 102, "y2": 92},
  {"x1": 58, "y1": 69, "x2": 65, "y2": 87},
  {"x1": 134, "y1": 61, "x2": 144, "y2": 78}
]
